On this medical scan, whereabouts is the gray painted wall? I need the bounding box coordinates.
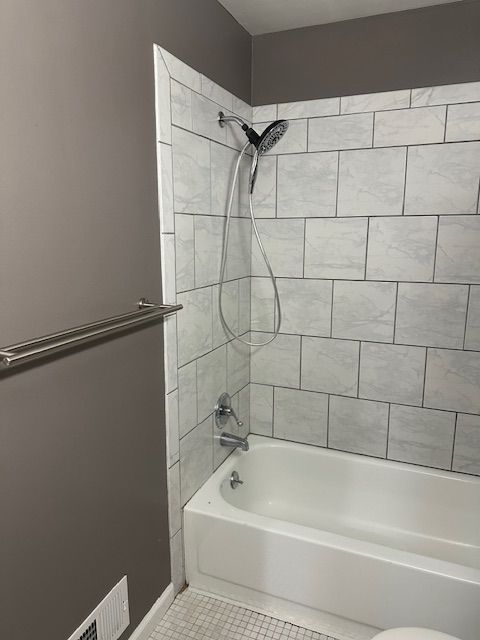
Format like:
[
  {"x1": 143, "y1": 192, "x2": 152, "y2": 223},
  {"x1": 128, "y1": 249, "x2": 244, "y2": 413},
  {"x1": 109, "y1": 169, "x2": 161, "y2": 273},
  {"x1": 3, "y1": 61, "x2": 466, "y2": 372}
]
[
  {"x1": 0, "y1": 2, "x2": 249, "y2": 640},
  {"x1": 252, "y1": 1, "x2": 480, "y2": 106}
]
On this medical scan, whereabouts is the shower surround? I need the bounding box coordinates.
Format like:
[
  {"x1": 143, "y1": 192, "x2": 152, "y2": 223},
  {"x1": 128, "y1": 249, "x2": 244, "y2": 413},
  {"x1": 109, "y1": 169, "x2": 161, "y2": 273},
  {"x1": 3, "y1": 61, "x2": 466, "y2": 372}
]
[{"x1": 154, "y1": 45, "x2": 480, "y2": 594}]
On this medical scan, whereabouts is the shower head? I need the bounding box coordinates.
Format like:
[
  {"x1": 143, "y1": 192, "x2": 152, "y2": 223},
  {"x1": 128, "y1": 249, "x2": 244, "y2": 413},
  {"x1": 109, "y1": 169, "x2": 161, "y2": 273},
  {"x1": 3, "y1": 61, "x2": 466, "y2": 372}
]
[{"x1": 219, "y1": 112, "x2": 289, "y2": 154}]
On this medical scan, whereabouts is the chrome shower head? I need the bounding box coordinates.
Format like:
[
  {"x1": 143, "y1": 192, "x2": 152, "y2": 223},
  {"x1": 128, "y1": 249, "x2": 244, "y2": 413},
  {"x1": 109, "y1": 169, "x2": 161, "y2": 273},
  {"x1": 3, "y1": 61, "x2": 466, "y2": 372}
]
[{"x1": 219, "y1": 112, "x2": 289, "y2": 154}]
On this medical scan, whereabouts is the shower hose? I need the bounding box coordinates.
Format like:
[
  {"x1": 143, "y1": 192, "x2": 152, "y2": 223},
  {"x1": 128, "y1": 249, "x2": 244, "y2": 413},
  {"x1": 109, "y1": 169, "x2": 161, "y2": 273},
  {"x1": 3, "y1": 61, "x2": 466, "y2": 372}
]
[{"x1": 219, "y1": 141, "x2": 281, "y2": 347}]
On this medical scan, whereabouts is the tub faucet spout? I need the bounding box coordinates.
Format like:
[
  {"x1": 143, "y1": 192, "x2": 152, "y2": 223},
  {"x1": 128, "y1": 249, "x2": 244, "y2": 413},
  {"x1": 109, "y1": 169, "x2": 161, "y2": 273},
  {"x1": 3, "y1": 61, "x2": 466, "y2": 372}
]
[{"x1": 220, "y1": 432, "x2": 249, "y2": 451}]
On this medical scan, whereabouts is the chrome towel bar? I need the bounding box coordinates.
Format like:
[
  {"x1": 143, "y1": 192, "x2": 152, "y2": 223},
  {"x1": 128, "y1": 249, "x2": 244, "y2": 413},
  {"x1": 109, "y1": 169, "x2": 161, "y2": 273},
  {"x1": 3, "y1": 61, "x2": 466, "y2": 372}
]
[{"x1": 0, "y1": 298, "x2": 182, "y2": 369}]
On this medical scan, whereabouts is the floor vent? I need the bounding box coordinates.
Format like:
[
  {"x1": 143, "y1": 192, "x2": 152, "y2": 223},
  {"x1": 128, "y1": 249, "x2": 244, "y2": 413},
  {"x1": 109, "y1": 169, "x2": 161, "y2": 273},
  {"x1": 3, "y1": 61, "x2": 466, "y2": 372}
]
[{"x1": 67, "y1": 576, "x2": 129, "y2": 640}]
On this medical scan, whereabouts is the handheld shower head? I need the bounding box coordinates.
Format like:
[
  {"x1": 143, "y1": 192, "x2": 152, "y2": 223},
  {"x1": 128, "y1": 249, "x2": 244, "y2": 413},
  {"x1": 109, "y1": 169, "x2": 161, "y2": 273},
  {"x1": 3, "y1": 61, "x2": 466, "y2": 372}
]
[{"x1": 218, "y1": 111, "x2": 289, "y2": 154}]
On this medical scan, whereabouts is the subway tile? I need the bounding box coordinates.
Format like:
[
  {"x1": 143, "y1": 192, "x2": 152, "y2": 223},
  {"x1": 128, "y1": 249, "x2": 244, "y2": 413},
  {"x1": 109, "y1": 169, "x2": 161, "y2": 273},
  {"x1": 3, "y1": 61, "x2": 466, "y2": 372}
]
[
  {"x1": 238, "y1": 278, "x2": 251, "y2": 336},
  {"x1": 196, "y1": 346, "x2": 226, "y2": 423},
  {"x1": 301, "y1": 337, "x2": 359, "y2": 396},
  {"x1": 201, "y1": 75, "x2": 233, "y2": 111},
  {"x1": 154, "y1": 47, "x2": 172, "y2": 144},
  {"x1": 424, "y1": 348, "x2": 480, "y2": 414},
  {"x1": 465, "y1": 286, "x2": 480, "y2": 350},
  {"x1": 250, "y1": 384, "x2": 273, "y2": 436},
  {"x1": 395, "y1": 283, "x2": 468, "y2": 348},
  {"x1": 238, "y1": 385, "x2": 250, "y2": 438},
  {"x1": 250, "y1": 333, "x2": 301, "y2": 388},
  {"x1": 172, "y1": 127, "x2": 210, "y2": 214},
  {"x1": 225, "y1": 218, "x2": 251, "y2": 280},
  {"x1": 366, "y1": 216, "x2": 437, "y2": 282},
  {"x1": 253, "y1": 104, "x2": 277, "y2": 124},
  {"x1": 178, "y1": 360, "x2": 197, "y2": 439},
  {"x1": 264, "y1": 119, "x2": 308, "y2": 154},
  {"x1": 308, "y1": 113, "x2": 373, "y2": 152},
  {"x1": 160, "y1": 47, "x2": 202, "y2": 92},
  {"x1": 388, "y1": 405, "x2": 455, "y2": 470},
  {"x1": 211, "y1": 141, "x2": 242, "y2": 216},
  {"x1": 305, "y1": 218, "x2": 368, "y2": 279},
  {"x1": 277, "y1": 97, "x2": 339, "y2": 119},
  {"x1": 227, "y1": 340, "x2": 250, "y2": 396},
  {"x1": 251, "y1": 277, "x2": 275, "y2": 332},
  {"x1": 411, "y1": 81, "x2": 480, "y2": 107},
  {"x1": 374, "y1": 106, "x2": 446, "y2": 147},
  {"x1": 171, "y1": 79, "x2": 192, "y2": 130},
  {"x1": 340, "y1": 89, "x2": 410, "y2": 114},
  {"x1": 404, "y1": 142, "x2": 480, "y2": 215},
  {"x1": 175, "y1": 214, "x2": 194, "y2": 292},
  {"x1": 177, "y1": 287, "x2": 212, "y2": 366},
  {"x1": 274, "y1": 388, "x2": 328, "y2": 446},
  {"x1": 435, "y1": 216, "x2": 480, "y2": 284},
  {"x1": 166, "y1": 389, "x2": 179, "y2": 467},
  {"x1": 446, "y1": 102, "x2": 480, "y2": 142},
  {"x1": 168, "y1": 462, "x2": 181, "y2": 536},
  {"x1": 194, "y1": 215, "x2": 223, "y2": 287},
  {"x1": 277, "y1": 152, "x2": 337, "y2": 218},
  {"x1": 329, "y1": 396, "x2": 389, "y2": 458},
  {"x1": 251, "y1": 155, "x2": 277, "y2": 218},
  {"x1": 161, "y1": 233, "x2": 176, "y2": 304},
  {"x1": 163, "y1": 315, "x2": 178, "y2": 393},
  {"x1": 337, "y1": 147, "x2": 406, "y2": 216},
  {"x1": 179, "y1": 416, "x2": 213, "y2": 505},
  {"x1": 452, "y1": 414, "x2": 480, "y2": 476},
  {"x1": 212, "y1": 281, "x2": 239, "y2": 349},
  {"x1": 251, "y1": 219, "x2": 305, "y2": 278},
  {"x1": 277, "y1": 278, "x2": 332, "y2": 337},
  {"x1": 359, "y1": 342, "x2": 425, "y2": 406},
  {"x1": 332, "y1": 281, "x2": 396, "y2": 343},
  {"x1": 191, "y1": 92, "x2": 227, "y2": 145},
  {"x1": 157, "y1": 142, "x2": 174, "y2": 233}
]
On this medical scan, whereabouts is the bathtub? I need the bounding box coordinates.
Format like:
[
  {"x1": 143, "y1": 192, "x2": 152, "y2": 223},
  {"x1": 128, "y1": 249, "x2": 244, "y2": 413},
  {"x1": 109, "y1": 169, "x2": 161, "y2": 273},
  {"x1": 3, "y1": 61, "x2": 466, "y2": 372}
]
[{"x1": 184, "y1": 436, "x2": 480, "y2": 640}]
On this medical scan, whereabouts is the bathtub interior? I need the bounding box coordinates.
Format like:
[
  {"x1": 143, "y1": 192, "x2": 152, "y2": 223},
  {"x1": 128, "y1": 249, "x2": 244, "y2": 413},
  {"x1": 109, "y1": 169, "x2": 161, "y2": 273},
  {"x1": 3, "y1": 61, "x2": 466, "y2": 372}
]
[{"x1": 219, "y1": 437, "x2": 480, "y2": 569}]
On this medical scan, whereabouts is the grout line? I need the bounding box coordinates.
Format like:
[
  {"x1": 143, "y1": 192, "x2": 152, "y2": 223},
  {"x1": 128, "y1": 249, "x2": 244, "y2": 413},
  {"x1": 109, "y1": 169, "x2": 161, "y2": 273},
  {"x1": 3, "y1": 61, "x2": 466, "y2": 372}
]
[
  {"x1": 463, "y1": 285, "x2": 471, "y2": 350},
  {"x1": 432, "y1": 216, "x2": 440, "y2": 282},
  {"x1": 450, "y1": 413, "x2": 458, "y2": 471},
  {"x1": 392, "y1": 282, "x2": 399, "y2": 344},
  {"x1": 385, "y1": 403, "x2": 391, "y2": 460},
  {"x1": 421, "y1": 347, "x2": 429, "y2": 408},
  {"x1": 356, "y1": 342, "x2": 362, "y2": 398}
]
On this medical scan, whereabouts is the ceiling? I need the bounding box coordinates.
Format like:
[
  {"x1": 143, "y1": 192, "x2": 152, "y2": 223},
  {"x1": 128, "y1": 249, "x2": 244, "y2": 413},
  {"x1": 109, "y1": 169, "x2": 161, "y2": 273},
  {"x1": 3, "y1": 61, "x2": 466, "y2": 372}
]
[{"x1": 217, "y1": 0, "x2": 459, "y2": 35}]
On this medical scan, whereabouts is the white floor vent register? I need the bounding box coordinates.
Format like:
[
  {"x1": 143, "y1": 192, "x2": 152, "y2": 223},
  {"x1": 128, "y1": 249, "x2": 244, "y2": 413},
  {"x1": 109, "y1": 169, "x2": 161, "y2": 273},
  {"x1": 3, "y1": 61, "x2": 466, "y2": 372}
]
[{"x1": 67, "y1": 576, "x2": 130, "y2": 640}]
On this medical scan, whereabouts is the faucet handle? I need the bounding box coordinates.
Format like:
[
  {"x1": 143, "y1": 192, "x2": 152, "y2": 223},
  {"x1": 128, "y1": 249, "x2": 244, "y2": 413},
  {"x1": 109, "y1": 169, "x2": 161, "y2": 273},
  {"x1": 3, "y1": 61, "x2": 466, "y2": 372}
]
[
  {"x1": 215, "y1": 392, "x2": 243, "y2": 428},
  {"x1": 228, "y1": 405, "x2": 243, "y2": 427}
]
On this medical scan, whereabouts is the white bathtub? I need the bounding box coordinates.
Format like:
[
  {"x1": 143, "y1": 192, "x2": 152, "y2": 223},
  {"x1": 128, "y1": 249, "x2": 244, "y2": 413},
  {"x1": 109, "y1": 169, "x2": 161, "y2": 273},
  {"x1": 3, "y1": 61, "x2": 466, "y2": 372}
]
[{"x1": 184, "y1": 436, "x2": 480, "y2": 640}]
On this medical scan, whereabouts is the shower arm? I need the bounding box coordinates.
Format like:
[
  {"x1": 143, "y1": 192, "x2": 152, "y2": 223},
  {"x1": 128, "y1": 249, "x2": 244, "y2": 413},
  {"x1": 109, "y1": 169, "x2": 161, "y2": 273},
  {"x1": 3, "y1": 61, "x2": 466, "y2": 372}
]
[{"x1": 218, "y1": 112, "x2": 248, "y2": 129}]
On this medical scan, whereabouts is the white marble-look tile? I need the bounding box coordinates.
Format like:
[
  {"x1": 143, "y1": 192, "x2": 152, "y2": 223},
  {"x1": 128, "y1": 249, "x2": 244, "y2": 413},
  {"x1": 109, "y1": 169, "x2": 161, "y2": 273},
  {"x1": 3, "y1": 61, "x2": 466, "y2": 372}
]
[
  {"x1": 238, "y1": 385, "x2": 251, "y2": 439},
  {"x1": 233, "y1": 96, "x2": 252, "y2": 122},
  {"x1": 395, "y1": 283, "x2": 469, "y2": 349},
  {"x1": 178, "y1": 360, "x2": 197, "y2": 439},
  {"x1": 213, "y1": 425, "x2": 232, "y2": 470},
  {"x1": 366, "y1": 216, "x2": 437, "y2": 282},
  {"x1": 329, "y1": 396, "x2": 389, "y2": 458},
  {"x1": 227, "y1": 340, "x2": 250, "y2": 396},
  {"x1": 163, "y1": 315, "x2": 178, "y2": 393},
  {"x1": 179, "y1": 416, "x2": 213, "y2": 505},
  {"x1": 213, "y1": 281, "x2": 239, "y2": 348},
  {"x1": 196, "y1": 346, "x2": 227, "y2": 423},
  {"x1": 359, "y1": 342, "x2": 425, "y2": 406},
  {"x1": 337, "y1": 147, "x2": 406, "y2": 216},
  {"x1": 340, "y1": 89, "x2": 410, "y2": 114},
  {"x1": 452, "y1": 414, "x2": 480, "y2": 476},
  {"x1": 277, "y1": 152, "x2": 338, "y2": 218},
  {"x1": 211, "y1": 141, "x2": 241, "y2": 217},
  {"x1": 251, "y1": 219, "x2": 305, "y2": 278},
  {"x1": 225, "y1": 217, "x2": 251, "y2": 280},
  {"x1": 404, "y1": 142, "x2": 480, "y2": 215},
  {"x1": 168, "y1": 462, "x2": 181, "y2": 536},
  {"x1": 465, "y1": 286, "x2": 480, "y2": 350},
  {"x1": 154, "y1": 47, "x2": 172, "y2": 144},
  {"x1": 277, "y1": 278, "x2": 332, "y2": 337},
  {"x1": 424, "y1": 348, "x2": 480, "y2": 414},
  {"x1": 388, "y1": 404, "x2": 455, "y2": 470},
  {"x1": 332, "y1": 281, "x2": 396, "y2": 343},
  {"x1": 160, "y1": 47, "x2": 202, "y2": 92},
  {"x1": 175, "y1": 214, "x2": 194, "y2": 292},
  {"x1": 374, "y1": 106, "x2": 446, "y2": 147},
  {"x1": 250, "y1": 384, "x2": 273, "y2": 436},
  {"x1": 238, "y1": 278, "x2": 251, "y2": 335},
  {"x1": 194, "y1": 215, "x2": 223, "y2": 287},
  {"x1": 305, "y1": 217, "x2": 368, "y2": 280},
  {"x1": 253, "y1": 104, "x2": 277, "y2": 123},
  {"x1": 161, "y1": 233, "x2": 176, "y2": 305},
  {"x1": 172, "y1": 127, "x2": 210, "y2": 214},
  {"x1": 308, "y1": 113, "x2": 373, "y2": 152},
  {"x1": 411, "y1": 81, "x2": 480, "y2": 107},
  {"x1": 192, "y1": 92, "x2": 227, "y2": 145},
  {"x1": 263, "y1": 119, "x2": 308, "y2": 155},
  {"x1": 277, "y1": 97, "x2": 339, "y2": 119},
  {"x1": 446, "y1": 102, "x2": 480, "y2": 142},
  {"x1": 274, "y1": 387, "x2": 328, "y2": 446},
  {"x1": 435, "y1": 216, "x2": 480, "y2": 284},
  {"x1": 170, "y1": 529, "x2": 185, "y2": 595},
  {"x1": 201, "y1": 75, "x2": 233, "y2": 111},
  {"x1": 251, "y1": 277, "x2": 275, "y2": 332},
  {"x1": 251, "y1": 155, "x2": 277, "y2": 218},
  {"x1": 301, "y1": 337, "x2": 359, "y2": 396},
  {"x1": 166, "y1": 389, "x2": 179, "y2": 467},
  {"x1": 157, "y1": 142, "x2": 174, "y2": 233},
  {"x1": 250, "y1": 333, "x2": 301, "y2": 388},
  {"x1": 176, "y1": 287, "x2": 212, "y2": 366},
  {"x1": 171, "y1": 79, "x2": 192, "y2": 130}
]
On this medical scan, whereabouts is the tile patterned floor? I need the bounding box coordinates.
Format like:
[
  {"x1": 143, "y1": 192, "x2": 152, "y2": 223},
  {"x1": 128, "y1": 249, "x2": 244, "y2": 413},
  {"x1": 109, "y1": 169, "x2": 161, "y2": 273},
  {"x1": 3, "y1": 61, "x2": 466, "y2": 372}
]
[{"x1": 150, "y1": 589, "x2": 338, "y2": 640}]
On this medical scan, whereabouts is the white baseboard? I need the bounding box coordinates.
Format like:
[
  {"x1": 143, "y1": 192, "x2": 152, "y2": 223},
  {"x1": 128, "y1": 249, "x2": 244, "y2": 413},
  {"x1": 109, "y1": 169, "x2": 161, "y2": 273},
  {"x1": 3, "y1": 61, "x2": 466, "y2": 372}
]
[{"x1": 128, "y1": 583, "x2": 174, "y2": 640}]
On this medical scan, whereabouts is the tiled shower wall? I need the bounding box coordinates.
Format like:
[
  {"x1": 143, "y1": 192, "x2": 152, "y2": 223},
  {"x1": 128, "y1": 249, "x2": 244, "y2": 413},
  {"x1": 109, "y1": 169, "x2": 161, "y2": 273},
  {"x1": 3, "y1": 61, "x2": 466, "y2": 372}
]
[
  {"x1": 154, "y1": 47, "x2": 252, "y2": 593},
  {"x1": 249, "y1": 83, "x2": 480, "y2": 478}
]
